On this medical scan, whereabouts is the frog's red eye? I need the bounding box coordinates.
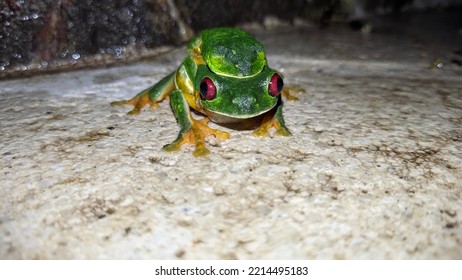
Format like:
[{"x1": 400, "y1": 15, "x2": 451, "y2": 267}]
[
  {"x1": 268, "y1": 73, "x2": 283, "y2": 97},
  {"x1": 199, "y1": 77, "x2": 216, "y2": 100}
]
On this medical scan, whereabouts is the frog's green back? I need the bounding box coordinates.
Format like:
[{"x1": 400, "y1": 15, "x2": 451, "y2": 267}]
[{"x1": 200, "y1": 28, "x2": 266, "y2": 77}]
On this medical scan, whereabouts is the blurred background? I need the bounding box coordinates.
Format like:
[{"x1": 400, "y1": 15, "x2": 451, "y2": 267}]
[{"x1": 1, "y1": 0, "x2": 461, "y2": 79}]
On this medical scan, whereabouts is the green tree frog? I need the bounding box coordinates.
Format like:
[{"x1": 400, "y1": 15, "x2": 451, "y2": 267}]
[{"x1": 111, "y1": 27, "x2": 295, "y2": 157}]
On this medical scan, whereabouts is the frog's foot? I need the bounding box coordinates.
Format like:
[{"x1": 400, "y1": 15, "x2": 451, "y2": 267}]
[
  {"x1": 111, "y1": 89, "x2": 159, "y2": 115},
  {"x1": 163, "y1": 118, "x2": 230, "y2": 157},
  {"x1": 282, "y1": 86, "x2": 305, "y2": 102},
  {"x1": 252, "y1": 115, "x2": 291, "y2": 137}
]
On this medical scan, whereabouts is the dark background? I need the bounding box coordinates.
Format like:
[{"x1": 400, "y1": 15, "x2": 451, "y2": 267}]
[{"x1": 1, "y1": 0, "x2": 461, "y2": 78}]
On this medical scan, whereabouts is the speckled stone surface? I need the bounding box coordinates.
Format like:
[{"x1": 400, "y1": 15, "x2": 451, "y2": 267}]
[{"x1": 1, "y1": 24, "x2": 461, "y2": 259}]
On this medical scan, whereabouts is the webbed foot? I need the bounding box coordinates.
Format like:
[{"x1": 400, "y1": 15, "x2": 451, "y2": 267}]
[
  {"x1": 111, "y1": 88, "x2": 160, "y2": 115},
  {"x1": 252, "y1": 98, "x2": 291, "y2": 137},
  {"x1": 111, "y1": 72, "x2": 175, "y2": 115},
  {"x1": 252, "y1": 114, "x2": 291, "y2": 137},
  {"x1": 281, "y1": 86, "x2": 304, "y2": 102},
  {"x1": 163, "y1": 118, "x2": 230, "y2": 157}
]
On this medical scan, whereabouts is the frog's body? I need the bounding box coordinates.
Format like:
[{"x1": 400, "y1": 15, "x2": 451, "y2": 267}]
[{"x1": 112, "y1": 28, "x2": 293, "y2": 157}]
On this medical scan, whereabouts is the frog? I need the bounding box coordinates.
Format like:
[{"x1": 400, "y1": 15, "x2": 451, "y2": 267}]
[{"x1": 111, "y1": 27, "x2": 296, "y2": 157}]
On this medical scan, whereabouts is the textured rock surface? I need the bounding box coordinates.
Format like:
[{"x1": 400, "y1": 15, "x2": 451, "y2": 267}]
[
  {"x1": 2, "y1": 0, "x2": 461, "y2": 78},
  {"x1": 0, "y1": 0, "x2": 307, "y2": 77},
  {"x1": 1, "y1": 23, "x2": 461, "y2": 259}
]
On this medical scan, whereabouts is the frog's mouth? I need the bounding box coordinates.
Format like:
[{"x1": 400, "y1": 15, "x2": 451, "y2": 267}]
[{"x1": 204, "y1": 104, "x2": 276, "y2": 124}]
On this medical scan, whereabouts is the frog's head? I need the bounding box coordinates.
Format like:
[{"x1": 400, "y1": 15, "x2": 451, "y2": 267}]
[
  {"x1": 193, "y1": 28, "x2": 284, "y2": 123},
  {"x1": 194, "y1": 64, "x2": 283, "y2": 123}
]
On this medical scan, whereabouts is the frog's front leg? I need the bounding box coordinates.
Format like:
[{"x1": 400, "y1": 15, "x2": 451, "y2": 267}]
[
  {"x1": 111, "y1": 72, "x2": 175, "y2": 115},
  {"x1": 252, "y1": 98, "x2": 291, "y2": 137},
  {"x1": 163, "y1": 90, "x2": 230, "y2": 157}
]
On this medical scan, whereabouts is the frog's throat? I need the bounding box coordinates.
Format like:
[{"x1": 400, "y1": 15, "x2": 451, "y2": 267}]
[{"x1": 204, "y1": 103, "x2": 276, "y2": 124}]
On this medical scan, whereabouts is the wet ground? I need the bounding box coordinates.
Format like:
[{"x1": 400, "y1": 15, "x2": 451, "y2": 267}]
[{"x1": 1, "y1": 12, "x2": 461, "y2": 259}]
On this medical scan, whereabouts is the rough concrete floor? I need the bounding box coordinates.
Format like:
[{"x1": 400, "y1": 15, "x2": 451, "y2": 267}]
[{"x1": 1, "y1": 19, "x2": 462, "y2": 259}]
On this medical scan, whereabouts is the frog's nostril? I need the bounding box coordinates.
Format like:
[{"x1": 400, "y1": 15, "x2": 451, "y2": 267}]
[{"x1": 232, "y1": 95, "x2": 256, "y2": 111}]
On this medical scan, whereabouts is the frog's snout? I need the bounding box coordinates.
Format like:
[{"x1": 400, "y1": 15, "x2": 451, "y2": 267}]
[{"x1": 232, "y1": 95, "x2": 256, "y2": 112}]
